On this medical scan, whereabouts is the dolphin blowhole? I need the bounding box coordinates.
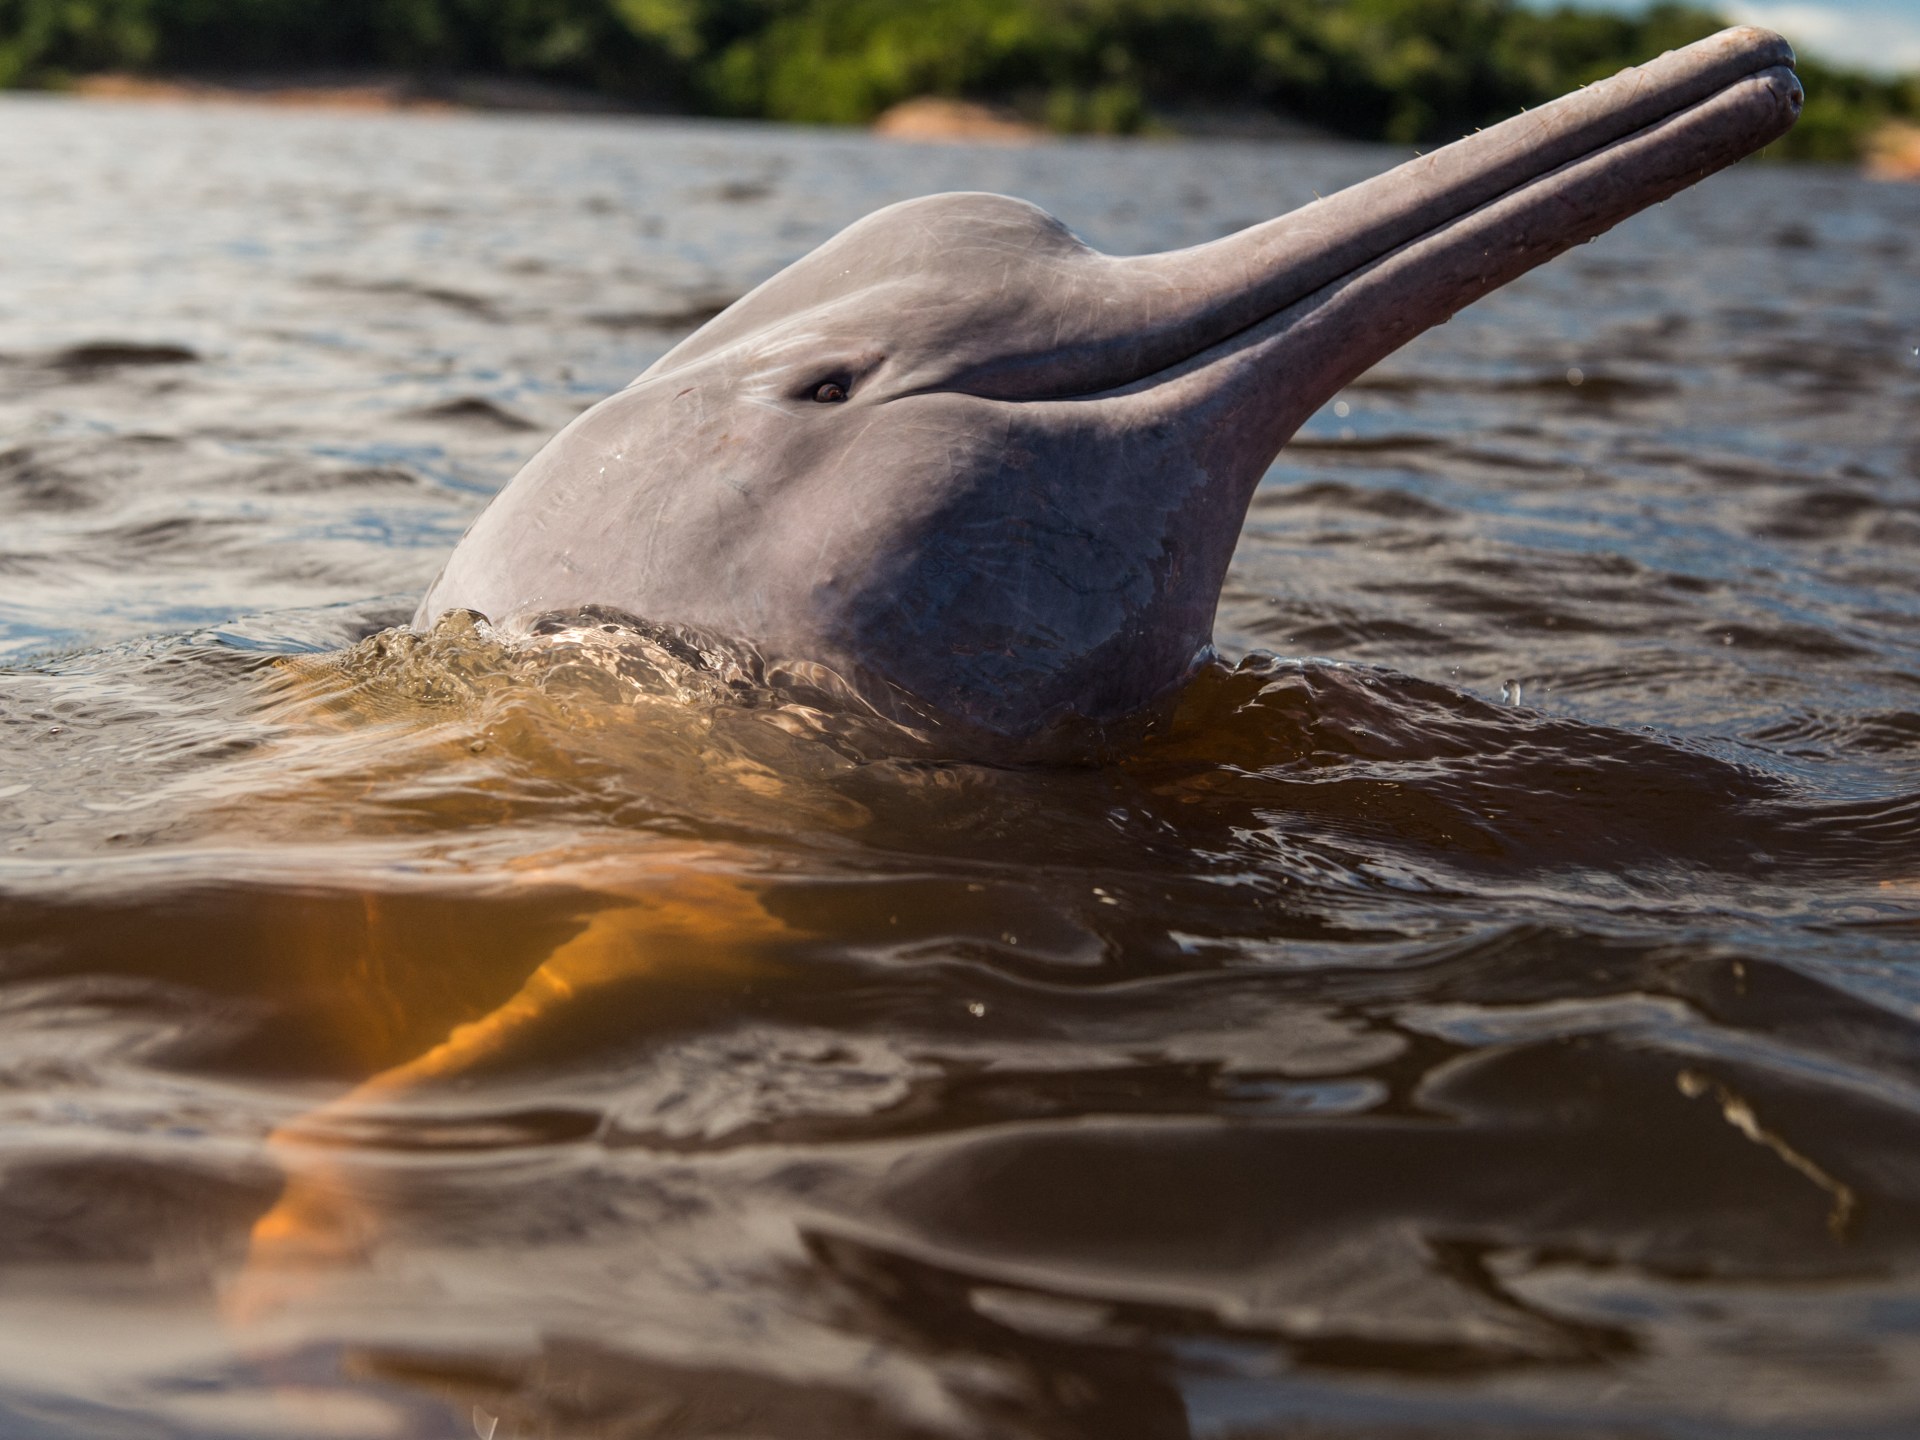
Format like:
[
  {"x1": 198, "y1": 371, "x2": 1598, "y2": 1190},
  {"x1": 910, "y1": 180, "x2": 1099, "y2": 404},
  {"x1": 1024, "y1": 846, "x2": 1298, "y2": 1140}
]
[{"x1": 417, "y1": 27, "x2": 1801, "y2": 749}]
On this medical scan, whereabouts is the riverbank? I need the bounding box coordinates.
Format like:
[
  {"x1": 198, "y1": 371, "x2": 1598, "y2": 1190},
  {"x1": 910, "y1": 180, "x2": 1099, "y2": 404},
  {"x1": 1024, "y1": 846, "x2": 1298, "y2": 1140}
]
[
  {"x1": 1870, "y1": 121, "x2": 1920, "y2": 178},
  {"x1": 47, "y1": 74, "x2": 1348, "y2": 147},
  {"x1": 68, "y1": 70, "x2": 634, "y2": 115},
  {"x1": 49, "y1": 67, "x2": 1917, "y2": 176}
]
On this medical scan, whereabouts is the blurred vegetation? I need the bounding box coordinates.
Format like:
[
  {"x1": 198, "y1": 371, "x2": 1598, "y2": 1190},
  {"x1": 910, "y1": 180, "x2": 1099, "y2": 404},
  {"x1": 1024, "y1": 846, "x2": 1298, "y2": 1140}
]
[{"x1": 0, "y1": 0, "x2": 1911, "y2": 158}]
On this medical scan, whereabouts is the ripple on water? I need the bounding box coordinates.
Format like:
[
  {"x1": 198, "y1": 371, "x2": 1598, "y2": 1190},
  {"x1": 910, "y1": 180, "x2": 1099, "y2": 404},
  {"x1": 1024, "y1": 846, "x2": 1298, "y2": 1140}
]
[{"x1": 0, "y1": 97, "x2": 1917, "y2": 1438}]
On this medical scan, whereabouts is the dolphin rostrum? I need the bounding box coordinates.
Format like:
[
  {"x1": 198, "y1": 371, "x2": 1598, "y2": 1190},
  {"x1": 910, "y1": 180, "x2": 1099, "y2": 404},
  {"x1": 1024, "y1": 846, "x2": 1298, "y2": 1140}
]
[{"x1": 417, "y1": 27, "x2": 1800, "y2": 747}]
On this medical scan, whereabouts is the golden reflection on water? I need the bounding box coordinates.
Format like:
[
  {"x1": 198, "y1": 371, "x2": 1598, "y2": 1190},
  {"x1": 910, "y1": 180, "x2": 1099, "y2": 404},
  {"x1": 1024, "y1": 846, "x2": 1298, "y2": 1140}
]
[
  {"x1": 1, "y1": 605, "x2": 1916, "y2": 1437},
  {"x1": 208, "y1": 615, "x2": 835, "y2": 1324},
  {"x1": 233, "y1": 856, "x2": 794, "y2": 1318}
]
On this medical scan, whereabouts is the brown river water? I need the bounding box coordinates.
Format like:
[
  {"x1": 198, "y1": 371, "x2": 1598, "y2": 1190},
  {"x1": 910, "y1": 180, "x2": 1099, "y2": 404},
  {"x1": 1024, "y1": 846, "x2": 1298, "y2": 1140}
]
[{"x1": 1, "y1": 93, "x2": 1917, "y2": 1439}]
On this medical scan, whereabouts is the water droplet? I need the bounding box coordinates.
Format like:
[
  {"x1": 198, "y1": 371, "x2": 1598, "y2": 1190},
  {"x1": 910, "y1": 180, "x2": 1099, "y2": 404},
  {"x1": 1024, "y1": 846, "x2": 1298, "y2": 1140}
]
[
  {"x1": 1333, "y1": 400, "x2": 1351, "y2": 418},
  {"x1": 1566, "y1": 367, "x2": 1584, "y2": 387},
  {"x1": 967, "y1": 1001, "x2": 987, "y2": 1018}
]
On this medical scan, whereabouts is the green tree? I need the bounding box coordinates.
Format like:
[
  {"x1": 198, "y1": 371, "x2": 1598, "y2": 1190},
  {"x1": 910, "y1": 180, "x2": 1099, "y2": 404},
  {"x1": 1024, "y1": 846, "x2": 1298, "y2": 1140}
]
[
  {"x1": 0, "y1": 0, "x2": 1908, "y2": 159},
  {"x1": 0, "y1": 0, "x2": 156, "y2": 86}
]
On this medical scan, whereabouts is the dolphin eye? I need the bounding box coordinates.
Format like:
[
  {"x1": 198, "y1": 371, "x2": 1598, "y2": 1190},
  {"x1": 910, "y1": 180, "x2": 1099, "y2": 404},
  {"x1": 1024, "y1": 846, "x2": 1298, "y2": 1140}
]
[{"x1": 812, "y1": 380, "x2": 848, "y2": 404}]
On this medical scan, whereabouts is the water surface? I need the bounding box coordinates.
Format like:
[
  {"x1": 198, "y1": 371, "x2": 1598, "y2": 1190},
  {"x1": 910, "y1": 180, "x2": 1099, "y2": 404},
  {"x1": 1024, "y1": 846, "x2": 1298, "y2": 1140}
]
[{"x1": 2, "y1": 94, "x2": 1919, "y2": 1439}]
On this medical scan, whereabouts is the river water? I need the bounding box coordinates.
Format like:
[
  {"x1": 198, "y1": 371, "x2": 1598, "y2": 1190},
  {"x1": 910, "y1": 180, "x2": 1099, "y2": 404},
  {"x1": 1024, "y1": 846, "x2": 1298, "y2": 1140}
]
[{"x1": 1, "y1": 93, "x2": 1917, "y2": 1439}]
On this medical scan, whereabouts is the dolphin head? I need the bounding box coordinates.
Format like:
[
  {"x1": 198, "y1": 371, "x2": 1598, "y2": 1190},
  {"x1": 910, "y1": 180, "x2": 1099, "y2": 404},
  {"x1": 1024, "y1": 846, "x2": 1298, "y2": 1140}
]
[{"x1": 418, "y1": 27, "x2": 1800, "y2": 745}]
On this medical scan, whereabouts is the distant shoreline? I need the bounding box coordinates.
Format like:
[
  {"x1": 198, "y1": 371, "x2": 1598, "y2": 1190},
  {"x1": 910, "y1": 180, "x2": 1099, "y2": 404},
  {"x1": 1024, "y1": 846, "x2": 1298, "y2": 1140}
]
[
  {"x1": 6, "y1": 1, "x2": 1914, "y2": 165},
  {"x1": 57, "y1": 72, "x2": 1340, "y2": 145},
  {"x1": 44, "y1": 67, "x2": 1920, "y2": 172},
  {"x1": 1869, "y1": 121, "x2": 1920, "y2": 177},
  {"x1": 67, "y1": 70, "x2": 637, "y2": 116}
]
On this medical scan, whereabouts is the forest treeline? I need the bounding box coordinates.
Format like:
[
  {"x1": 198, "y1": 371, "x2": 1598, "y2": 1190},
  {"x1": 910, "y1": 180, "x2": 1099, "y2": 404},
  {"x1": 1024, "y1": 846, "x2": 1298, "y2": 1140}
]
[{"x1": 1, "y1": 0, "x2": 1911, "y2": 158}]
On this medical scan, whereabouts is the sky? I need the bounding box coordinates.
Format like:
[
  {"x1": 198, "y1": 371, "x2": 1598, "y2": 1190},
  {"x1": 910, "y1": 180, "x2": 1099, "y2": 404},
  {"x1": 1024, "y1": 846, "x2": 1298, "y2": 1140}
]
[{"x1": 1546, "y1": 0, "x2": 1920, "y2": 73}]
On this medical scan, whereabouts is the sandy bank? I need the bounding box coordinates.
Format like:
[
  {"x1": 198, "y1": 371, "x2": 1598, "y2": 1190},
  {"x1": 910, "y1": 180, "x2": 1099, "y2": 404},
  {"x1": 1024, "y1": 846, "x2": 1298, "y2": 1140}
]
[
  {"x1": 68, "y1": 71, "x2": 632, "y2": 115},
  {"x1": 869, "y1": 97, "x2": 1040, "y2": 143},
  {"x1": 1868, "y1": 121, "x2": 1920, "y2": 178}
]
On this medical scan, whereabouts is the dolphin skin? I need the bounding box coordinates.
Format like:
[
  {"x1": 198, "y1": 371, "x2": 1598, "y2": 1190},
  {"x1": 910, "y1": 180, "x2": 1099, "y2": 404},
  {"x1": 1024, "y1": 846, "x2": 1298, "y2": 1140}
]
[{"x1": 417, "y1": 27, "x2": 1801, "y2": 747}]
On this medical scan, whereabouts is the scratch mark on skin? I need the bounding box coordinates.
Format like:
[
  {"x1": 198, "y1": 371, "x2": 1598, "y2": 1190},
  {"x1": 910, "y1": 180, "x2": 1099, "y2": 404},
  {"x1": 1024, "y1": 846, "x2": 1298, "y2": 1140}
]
[
  {"x1": 633, "y1": 480, "x2": 670, "y2": 588},
  {"x1": 1678, "y1": 1068, "x2": 1857, "y2": 1240},
  {"x1": 798, "y1": 434, "x2": 875, "y2": 589}
]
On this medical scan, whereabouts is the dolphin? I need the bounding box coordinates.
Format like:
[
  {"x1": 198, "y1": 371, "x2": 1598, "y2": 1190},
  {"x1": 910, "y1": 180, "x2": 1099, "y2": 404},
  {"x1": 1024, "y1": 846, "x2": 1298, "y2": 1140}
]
[{"x1": 416, "y1": 27, "x2": 1800, "y2": 748}]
